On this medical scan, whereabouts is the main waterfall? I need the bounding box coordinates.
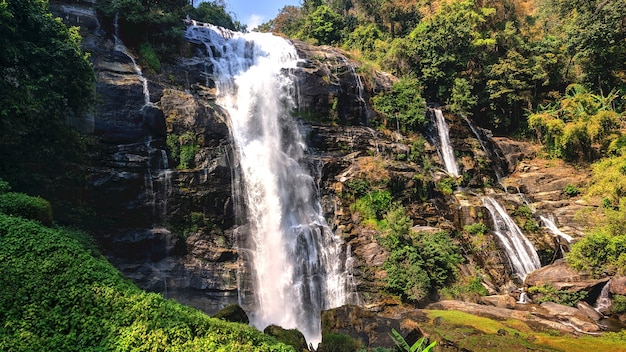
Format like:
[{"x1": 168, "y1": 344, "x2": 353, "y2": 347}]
[{"x1": 185, "y1": 23, "x2": 350, "y2": 346}]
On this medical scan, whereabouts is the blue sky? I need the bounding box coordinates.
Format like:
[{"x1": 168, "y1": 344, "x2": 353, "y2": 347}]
[{"x1": 198, "y1": 0, "x2": 302, "y2": 30}]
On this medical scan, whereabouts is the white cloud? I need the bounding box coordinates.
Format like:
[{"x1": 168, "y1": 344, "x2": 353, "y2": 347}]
[{"x1": 246, "y1": 14, "x2": 264, "y2": 30}]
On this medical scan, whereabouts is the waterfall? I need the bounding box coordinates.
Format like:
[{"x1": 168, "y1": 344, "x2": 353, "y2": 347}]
[
  {"x1": 433, "y1": 109, "x2": 459, "y2": 176},
  {"x1": 461, "y1": 114, "x2": 505, "y2": 183},
  {"x1": 594, "y1": 280, "x2": 612, "y2": 314},
  {"x1": 339, "y1": 56, "x2": 370, "y2": 123},
  {"x1": 185, "y1": 22, "x2": 350, "y2": 346},
  {"x1": 539, "y1": 214, "x2": 573, "y2": 243},
  {"x1": 482, "y1": 196, "x2": 541, "y2": 281},
  {"x1": 113, "y1": 13, "x2": 151, "y2": 107}
]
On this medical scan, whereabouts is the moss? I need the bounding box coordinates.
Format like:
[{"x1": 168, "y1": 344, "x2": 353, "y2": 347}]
[{"x1": 212, "y1": 304, "x2": 249, "y2": 324}]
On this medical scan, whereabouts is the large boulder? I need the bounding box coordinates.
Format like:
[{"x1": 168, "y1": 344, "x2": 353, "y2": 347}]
[
  {"x1": 321, "y1": 305, "x2": 428, "y2": 349},
  {"x1": 525, "y1": 259, "x2": 609, "y2": 292},
  {"x1": 610, "y1": 276, "x2": 626, "y2": 295}
]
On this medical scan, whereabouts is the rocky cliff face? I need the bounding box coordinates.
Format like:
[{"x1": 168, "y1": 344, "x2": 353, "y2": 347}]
[{"x1": 51, "y1": 1, "x2": 623, "y2": 345}]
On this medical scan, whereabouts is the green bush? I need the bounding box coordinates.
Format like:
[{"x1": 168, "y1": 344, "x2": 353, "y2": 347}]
[
  {"x1": 380, "y1": 206, "x2": 461, "y2": 301},
  {"x1": 139, "y1": 42, "x2": 161, "y2": 73},
  {"x1": 318, "y1": 333, "x2": 361, "y2": 352},
  {"x1": 0, "y1": 192, "x2": 53, "y2": 225},
  {"x1": 0, "y1": 179, "x2": 10, "y2": 194},
  {"x1": 612, "y1": 295, "x2": 626, "y2": 314},
  {"x1": 436, "y1": 177, "x2": 457, "y2": 196},
  {"x1": 353, "y1": 189, "x2": 392, "y2": 226},
  {"x1": 563, "y1": 184, "x2": 581, "y2": 197},
  {"x1": 527, "y1": 284, "x2": 588, "y2": 307},
  {"x1": 464, "y1": 223, "x2": 488, "y2": 236},
  {"x1": 0, "y1": 213, "x2": 294, "y2": 351},
  {"x1": 566, "y1": 231, "x2": 626, "y2": 277}
]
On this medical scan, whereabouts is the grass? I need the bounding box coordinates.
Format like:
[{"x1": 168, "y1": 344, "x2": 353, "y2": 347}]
[{"x1": 423, "y1": 310, "x2": 626, "y2": 352}]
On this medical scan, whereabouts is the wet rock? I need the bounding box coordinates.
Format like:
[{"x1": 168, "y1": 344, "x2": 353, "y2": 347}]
[
  {"x1": 263, "y1": 325, "x2": 309, "y2": 352},
  {"x1": 610, "y1": 276, "x2": 626, "y2": 295}
]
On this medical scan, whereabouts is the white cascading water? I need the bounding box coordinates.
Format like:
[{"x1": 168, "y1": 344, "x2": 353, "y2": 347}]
[
  {"x1": 482, "y1": 196, "x2": 541, "y2": 281},
  {"x1": 185, "y1": 22, "x2": 350, "y2": 346},
  {"x1": 539, "y1": 214, "x2": 573, "y2": 243},
  {"x1": 433, "y1": 108, "x2": 459, "y2": 176},
  {"x1": 594, "y1": 280, "x2": 612, "y2": 314}
]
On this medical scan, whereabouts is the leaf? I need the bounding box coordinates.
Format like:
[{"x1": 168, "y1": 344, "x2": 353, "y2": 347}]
[{"x1": 388, "y1": 328, "x2": 411, "y2": 352}]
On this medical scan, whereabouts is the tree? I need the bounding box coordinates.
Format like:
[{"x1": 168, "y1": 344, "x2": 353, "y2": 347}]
[
  {"x1": 404, "y1": 0, "x2": 496, "y2": 102},
  {"x1": 298, "y1": 5, "x2": 344, "y2": 45},
  {"x1": 0, "y1": 0, "x2": 95, "y2": 221},
  {"x1": 372, "y1": 77, "x2": 426, "y2": 132}
]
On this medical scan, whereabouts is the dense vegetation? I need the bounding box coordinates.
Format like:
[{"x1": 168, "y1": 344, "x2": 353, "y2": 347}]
[
  {"x1": 0, "y1": 183, "x2": 293, "y2": 351},
  {"x1": 0, "y1": 0, "x2": 95, "y2": 223}
]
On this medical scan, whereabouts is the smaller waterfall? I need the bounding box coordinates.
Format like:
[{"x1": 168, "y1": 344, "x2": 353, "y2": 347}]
[
  {"x1": 461, "y1": 114, "x2": 505, "y2": 183},
  {"x1": 433, "y1": 109, "x2": 459, "y2": 176},
  {"x1": 144, "y1": 137, "x2": 172, "y2": 224},
  {"x1": 482, "y1": 196, "x2": 541, "y2": 281},
  {"x1": 340, "y1": 57, "x2": 370, "y2": 123},
  {"x1": 594, "y1": 281, "x2": 612, "y2": 314},
  {"x1": 113, "y1": 14, "x2": 151, "y2": 107},
  {"x1": 540, "y1": 215, "x2": 573, "y2": 243}
]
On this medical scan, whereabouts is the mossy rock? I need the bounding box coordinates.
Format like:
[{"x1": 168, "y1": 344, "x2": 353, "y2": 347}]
[
  {"x1": 211, "y1": 304, "x2": 249, "y2": 324},
  {"x1": 263, "y1": 324, "x2": 309, "y2": 352}
]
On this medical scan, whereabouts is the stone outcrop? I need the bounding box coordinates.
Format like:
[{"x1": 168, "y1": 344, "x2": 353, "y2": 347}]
[
  {"x1": 525, "y1": 259, "x2": 609, "y2": 292},
  {"x1": 321, "y1": 305, "x2": 428, "y2": 349},
  {"x1": 427, "y1": 300, "x2": 601, "y2": 334}
]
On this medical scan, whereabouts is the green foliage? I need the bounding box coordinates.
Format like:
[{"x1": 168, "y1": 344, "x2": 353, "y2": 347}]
[
  {"x1": 298, "y1": 5, "x2": 343, "y2": 45},
  {"x1": 0, "y1": 0, "x2": 94, "y2": 210},
  {"x1": 563, "y1": 184, "x2": 581, "y2": 197},
  {"x1": 353, "y1": 190, "x2": 392, "y2": 226},
  {"x1": 528, "y1": 84, "x2": 623, "y2": 162},
  {"x1": 318, "y1": 333, "x2": 361, "y2": 352},
  {"x1": 372, "y1": 77, "x2": 426, "y2": 132},
  {"x1": 0, "y1": 212, "x2": 294, "y2": 351},
  {"x1": 388, "y1": 328, "x2": 436, "y2": 352},
  {"x1": 380, "y1": 206, "x2": 461, "y2": 302},
  {"x1": 139, "y1": 42, "x2": 161, "y2": 73},
  {"x1": 167, "y1": 132, "x2": 199, "y2": 169},
  {"x1": 0, "y1": 192, "x2": 53, "y2": 225},
  {"x1": 0, "y1": 179, "x2": 10, "y2": 194},
  {"x1": 439, "y1": 275, "x2": 488, "y2": 301},
  {"x1": 191, "y1": 1, "x2": 246, "y2": 31},
  {"x1": 448, "y1": 78, "x2": 477, "y2": 117},
  {"x1": 566, "y1": 230, "x2": 626, "y2": 277},
  {"x1": 527, "y1": 284, "x2": 588, "y2": 307},
  {"x1": 436, "y1": 177, "x2": 457, "y2": 196},
  {"x1": 464, "y1": 223, "x2": 488, "y2": 236},
  {"x1": 263, "y1": 325, "x2": 308, "y2": 352},
  {"x1": 612, "y1": 295, "x2": 626, "y2": 315}
]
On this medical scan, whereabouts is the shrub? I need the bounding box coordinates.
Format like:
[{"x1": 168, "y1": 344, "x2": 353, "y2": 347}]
[
  {"x1": 566, "y1": 231, "x2": 626, "y2": 277},
  {"x1": 563, "y1": 184, "x2": 581, "y2": 197},
  {"x1": 612, "y1": 295, "x2": 626, "y2": 314},
  {"x1": 464, "y1": 223, "x2": 488, "y2": 236},
  {"x1": 0, "y1": 179, "x2": 10, "y2": 194},
  {"x1": 139, "y1": 42, "x2": 161, "y2": 73},
  {"x1": 0, "y1": 192, "x2": 53, "y2": 225},
  {"x1": 527, "y1": 284, "x2": 588, "y2": 307},
  {"x1": 318, "y1": 333, "x2": 361, "y2": 352},
  {"x1": 380, "y1": 206, "x2": 461, "y2": 302}
]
